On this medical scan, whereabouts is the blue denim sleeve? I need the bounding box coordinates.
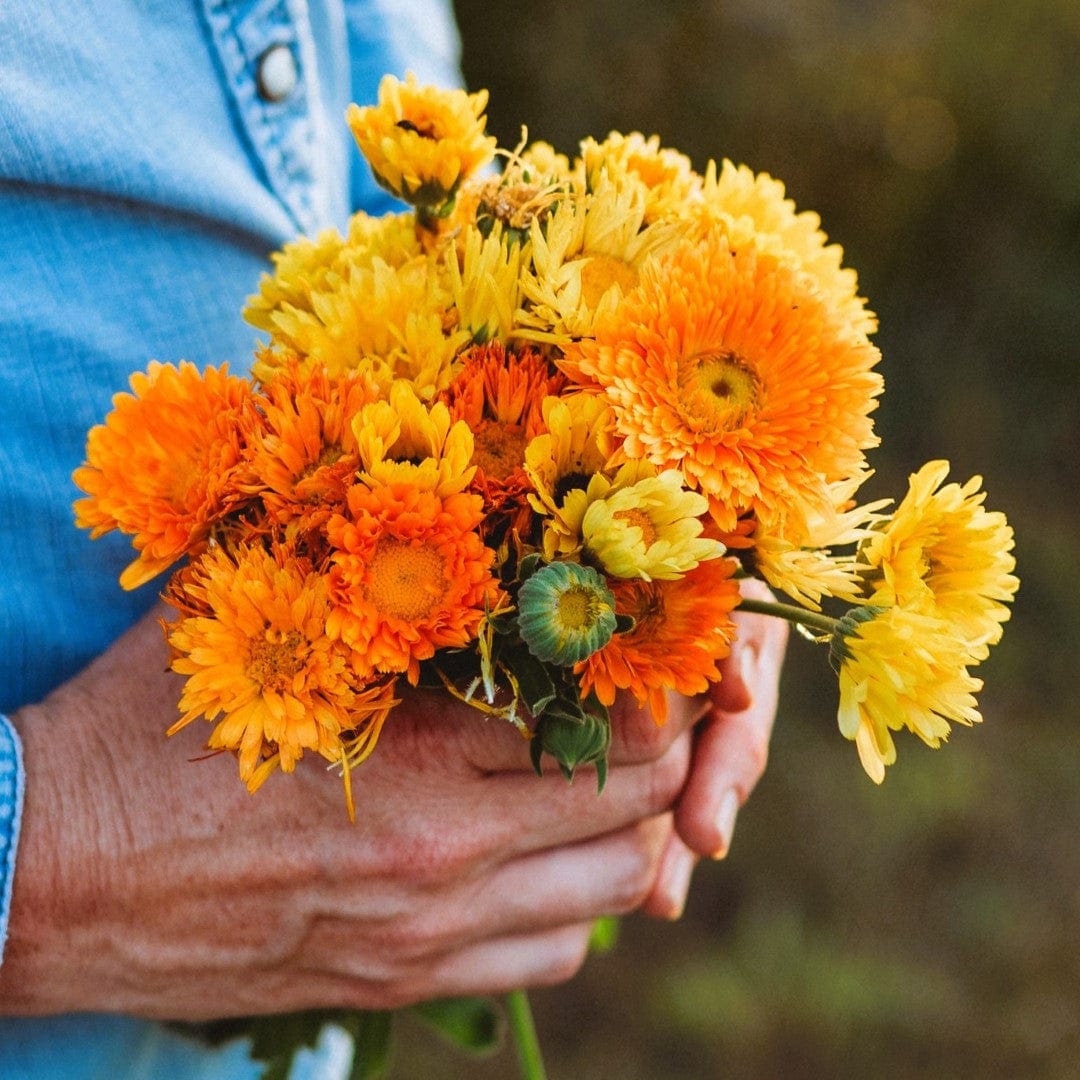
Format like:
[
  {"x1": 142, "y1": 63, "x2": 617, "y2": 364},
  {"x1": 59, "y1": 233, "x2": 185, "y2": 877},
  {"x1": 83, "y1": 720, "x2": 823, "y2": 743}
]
[{"x1": 0, "y1": 715, "x2": 24, "y2": 965}]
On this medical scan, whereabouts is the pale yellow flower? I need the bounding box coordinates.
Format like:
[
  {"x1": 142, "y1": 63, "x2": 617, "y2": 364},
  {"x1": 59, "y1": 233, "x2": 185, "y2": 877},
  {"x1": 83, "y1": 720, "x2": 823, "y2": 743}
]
[{"x1": 582, "y1": 469, "x2": 725, "y2": 580}]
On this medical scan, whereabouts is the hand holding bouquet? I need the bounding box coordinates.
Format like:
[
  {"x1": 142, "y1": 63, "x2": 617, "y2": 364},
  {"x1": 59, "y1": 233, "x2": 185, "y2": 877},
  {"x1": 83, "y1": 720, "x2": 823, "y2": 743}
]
[{"x1": 73, "y1": 73, "x2": 1018, "y2": 1074}]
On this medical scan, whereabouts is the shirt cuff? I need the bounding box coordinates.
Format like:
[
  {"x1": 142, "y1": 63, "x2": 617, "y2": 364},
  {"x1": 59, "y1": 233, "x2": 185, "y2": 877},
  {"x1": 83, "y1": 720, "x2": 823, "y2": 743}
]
[{"x1": 0, "y1": 713, "x2": 26, "y2": 965}]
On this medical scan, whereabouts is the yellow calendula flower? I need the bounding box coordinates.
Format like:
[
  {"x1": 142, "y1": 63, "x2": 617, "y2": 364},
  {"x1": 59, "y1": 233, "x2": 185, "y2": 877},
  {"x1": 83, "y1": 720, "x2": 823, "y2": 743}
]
[
  {"x1": 580, "y1": 131, "x2": 703, "y2": 224},
  {"x1": 353, "y1": 380, "x2": 475, "y2": 497},
  {"x1": 346, "y1": 73, "x2": 496, "y2": 207},
  {"x1": 258, "y1": 253, "x2": 467, "y2": 398},
  {"x1": 861, "y1": 460, "x2": 1019, "y2": 658},
  {"x1": 694, "y1": 159, "x2": 876, "y2": 337},
  {"x1": 517, "y1": 177, "x2": 685, "y2": 346},
  {"x1": 524, "y1": 393, "x2": 617, "y2": 557},
  {"x1": 446, "y1": 220, "x2": 525, "y2": 344},
  {"x1": 753, "y1": 470, "x2": 892, "y2": 610},
  {"x1": 831, "y1": 605, "x2": 984, "y2": 784},
  {"x1": 582, "y1": 468, "x2": 726, "y2": 580}
]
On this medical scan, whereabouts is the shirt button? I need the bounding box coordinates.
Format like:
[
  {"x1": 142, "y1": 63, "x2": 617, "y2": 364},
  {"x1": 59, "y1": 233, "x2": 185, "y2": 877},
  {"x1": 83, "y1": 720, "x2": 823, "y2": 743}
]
[{"x1": 256, "y1": 44, "x2": 298, "y2": 103}]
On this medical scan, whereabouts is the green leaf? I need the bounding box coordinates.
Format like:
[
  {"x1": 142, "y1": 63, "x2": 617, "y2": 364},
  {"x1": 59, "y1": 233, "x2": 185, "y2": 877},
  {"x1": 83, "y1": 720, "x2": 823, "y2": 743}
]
[
  {"x1": 534, "y1": 703, "x2": 611, "y2": 788},
  {"x1": 517, "y1": 552, "x2": 543, "y2": 581},
  {"x1": 411, "y1": 997, "x2": 502, "y2": 1054},
  {"x1": 501, "y1": 645, "x2": 557, "y2": 716}
]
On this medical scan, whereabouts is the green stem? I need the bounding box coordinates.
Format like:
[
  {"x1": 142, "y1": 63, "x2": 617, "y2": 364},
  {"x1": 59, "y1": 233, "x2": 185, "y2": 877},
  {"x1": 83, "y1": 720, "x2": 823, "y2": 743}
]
[
  {"x1": 736, "y1": 597, "x2": 839, "y2": 636},
  {"x1": 506, "y1": 990, "x2": 547, "y2": 1080}
]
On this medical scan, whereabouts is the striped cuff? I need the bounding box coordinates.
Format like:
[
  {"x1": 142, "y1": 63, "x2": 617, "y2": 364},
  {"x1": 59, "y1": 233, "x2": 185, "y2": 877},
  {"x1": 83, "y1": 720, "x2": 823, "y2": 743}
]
[{"x1": 0, "y1": 713, "x2": 26, "y2": 965}]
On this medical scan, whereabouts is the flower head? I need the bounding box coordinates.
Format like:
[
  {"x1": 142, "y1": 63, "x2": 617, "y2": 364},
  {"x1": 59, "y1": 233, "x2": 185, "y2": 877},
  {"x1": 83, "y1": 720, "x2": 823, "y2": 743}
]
[
  {"x1": 517, "y1": 561, "x2": 617, "y2": 666},
  {"x1": 831, "y1": 604, "x2": 983, "y2": 783},
  {"x1": 73, "y1": 362, "x2": 254, "y2": 589},
  {"x1": 860, "y1": 460, "x2": 1018, "y2": 658},
  {"x1": 165, "y1": 543, "x2": 394, "y2": 790},
  {"x1": 581, "y1": 468, "x2": 725, "y2": 580},
  {"x1": 568, "y1": 231, "x2": 883, "y2": 532},
  {"x1": 326, "y1": 483, "x2": 501, "y2": 683},
  {"x1": 346, "y1": 73, "x2": 496, "y2": 206},
  {"x1": 577, "y1": 556, "x2": 740, "y2": 724}
]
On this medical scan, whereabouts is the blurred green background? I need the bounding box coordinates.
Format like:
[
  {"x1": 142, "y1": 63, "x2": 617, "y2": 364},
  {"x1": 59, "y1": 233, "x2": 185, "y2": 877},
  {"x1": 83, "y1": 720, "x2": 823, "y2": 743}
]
[{"x1": 397, "y1": 1, "x2": 1080, "y2": 1076}]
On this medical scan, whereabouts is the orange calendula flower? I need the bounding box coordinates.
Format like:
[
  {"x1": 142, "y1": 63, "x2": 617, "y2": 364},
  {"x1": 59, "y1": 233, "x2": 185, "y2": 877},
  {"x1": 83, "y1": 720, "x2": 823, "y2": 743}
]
[
  {"x1": 568, "y1": 231, "x2": 883, "y2": 533},
  {"x1": 346, "y1": 73, "x2": 496, "y2": 207},
  {"x1": 577, "y1": 556, "x2": 740, "y2": 725},
  {"x1": 860, "y1": 460, "x2": 1019, "y2": 658},
  {"x1": 165, "y1": 543, "x2": 395, "y2": 792},
  {"x1": 73, "y1": 361, "x2": 254, "y2": 590},
  {"x1": 326, "y1": 483, "x2": 503, "y2": 683}
]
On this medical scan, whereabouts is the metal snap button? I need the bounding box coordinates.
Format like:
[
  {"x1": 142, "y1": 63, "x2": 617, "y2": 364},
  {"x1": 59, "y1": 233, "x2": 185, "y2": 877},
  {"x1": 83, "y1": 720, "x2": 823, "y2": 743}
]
[{"x1": 256, "y1": 44, "x2": 298, "y2": 103}]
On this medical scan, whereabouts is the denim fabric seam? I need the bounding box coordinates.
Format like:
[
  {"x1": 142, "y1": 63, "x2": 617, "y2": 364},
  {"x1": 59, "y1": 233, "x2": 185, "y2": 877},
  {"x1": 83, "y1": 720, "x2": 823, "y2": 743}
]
[{"x1": 0, "y1": 713, "x2": 26, "y2": 965}]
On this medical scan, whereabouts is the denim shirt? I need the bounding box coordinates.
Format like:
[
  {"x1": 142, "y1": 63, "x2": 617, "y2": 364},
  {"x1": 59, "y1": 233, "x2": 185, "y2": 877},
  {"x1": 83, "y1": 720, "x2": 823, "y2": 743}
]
[{"x1": 0, "y1": 2, "x2": 461, "y2": 1075}]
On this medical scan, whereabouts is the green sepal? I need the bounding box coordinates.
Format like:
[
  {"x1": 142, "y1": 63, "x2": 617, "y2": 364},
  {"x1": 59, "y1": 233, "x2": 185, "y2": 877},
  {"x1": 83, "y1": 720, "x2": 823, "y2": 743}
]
[
  {"x1": 614, "y1": 613, "x2": 636, "y2": 634},
  {"x1": 828, "y1": 604, "x2": 886, "y2": 672},
  {"x1": 533, "y1": 698, "x2": 611, "y2": 791},
  {"x1": 410, "y1": 996, "x2": 502, "y2": 1054},
  {"x1": 500, "y1": 644, "x2": 558, "y2": 716},
  {"x1": 487, "y1": 610, "x2": 520, "y2": 636},
  {"x1": 516, "y1": 552, "x2": 544, "y2": 582}
]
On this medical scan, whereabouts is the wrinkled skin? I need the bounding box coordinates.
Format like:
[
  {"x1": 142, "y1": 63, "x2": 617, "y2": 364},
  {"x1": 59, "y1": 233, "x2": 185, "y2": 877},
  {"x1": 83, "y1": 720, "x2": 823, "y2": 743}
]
[{"x1": 0, "y1": 586, "x2": 785, "y2": 1021}]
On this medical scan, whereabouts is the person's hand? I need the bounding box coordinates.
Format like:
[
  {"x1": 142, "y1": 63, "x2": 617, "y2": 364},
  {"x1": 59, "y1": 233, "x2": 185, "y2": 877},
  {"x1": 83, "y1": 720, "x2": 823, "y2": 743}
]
[
  {"x1": 643, "y1": 579, "x2": 789, "y2": 919},
  {"x1": 0, "y1": 604, "x2": 706, "y2": 1021}
]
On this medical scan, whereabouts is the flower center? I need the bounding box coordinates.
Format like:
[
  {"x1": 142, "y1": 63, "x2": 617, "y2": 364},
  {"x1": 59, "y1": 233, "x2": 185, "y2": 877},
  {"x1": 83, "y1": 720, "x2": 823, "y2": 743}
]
[
  {"x1": 247, "y1": 630, "x2": 305, "y2": 693},
  {"x1": 614, "y1": 507, "x2": 658, "y2": 548},
  {"x1": 365, "y1": 537, "x2": 448, "y2": 622},
  {"x1": 557, "y1": 585, "x2": 601, "y2": 631},
  {"x1": 472, "y1": 422, "x2": 527, "y2": 481},
  {"x1": 684, "y1": 350, "x2": 760, "y2": 431},
  {"x1": 579, "y1": 254, "x2": 640, "y2": 310}
]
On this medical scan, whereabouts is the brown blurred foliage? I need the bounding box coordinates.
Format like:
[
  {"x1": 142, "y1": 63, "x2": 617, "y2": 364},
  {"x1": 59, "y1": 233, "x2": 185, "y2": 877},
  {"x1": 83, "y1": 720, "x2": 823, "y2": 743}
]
[{"x1": 393, "y1": 2, "x2": 1080, "y2": 1076}]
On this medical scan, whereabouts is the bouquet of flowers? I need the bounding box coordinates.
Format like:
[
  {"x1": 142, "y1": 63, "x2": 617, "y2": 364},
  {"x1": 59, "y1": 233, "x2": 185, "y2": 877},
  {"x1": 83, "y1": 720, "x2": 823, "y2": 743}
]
[{"x1": 73, "y1": 74, "x2": 1018, "y2": 1076}]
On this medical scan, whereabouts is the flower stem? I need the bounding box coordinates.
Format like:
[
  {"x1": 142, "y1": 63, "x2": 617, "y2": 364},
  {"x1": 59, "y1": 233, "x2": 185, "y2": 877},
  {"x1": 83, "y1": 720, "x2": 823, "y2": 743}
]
[
  {"x1": 506, "y1": 990, "x2": 547, "y2": 1080},
  {"x1": 736, "y1": 596, "x2": 839, "y2": 636}
]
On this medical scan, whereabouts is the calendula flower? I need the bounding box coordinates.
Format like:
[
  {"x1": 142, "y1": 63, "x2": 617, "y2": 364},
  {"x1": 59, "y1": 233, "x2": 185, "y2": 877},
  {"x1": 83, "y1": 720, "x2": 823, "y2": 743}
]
[
  {"x1": 581, "y1": 131, "x2": 703, "y2": 224},
  {"x1": 582, "y1": 469, "x2": 726, "y2": 580},
  {"x1": 861, "y1": 460, "x2": 1019, "y2": 658},
  {"x1": 446, "y1": 220, "x2": 525, "y2": 344},
  {"x1": 517, "y1": 177, "x2": 685, "y2": 345},
  {"x1": 831, "y1": 605, "x2": 984, "y2": 784},
  {"x1": 524, "y1": 393, "x2": 618, "y2": 557},
  {"x1": 326, "y1": 483, "x2": 501, "y2": 683},
  {"x1": 753, "y1": 470, "x2": 892, "y2": 609},
  {"x1": 73, "y1": 362, "x2": 253, "y2": 590},
  {"x1": 259, "y1": 253, "x2": 467, "y2": 398},
  {"x1": 354, "y1": 380, "x2": 475, "y2": 497},
  {"x1": 241, "y1": 361, "x2": 379, "y2": 534},
  {"x1": 440, "y1": 342, "x2": 563, "y2": 522},
  {"x1": 346, "y1": 73, "x2": 496, "y2": 207},
  {"x1": 577, "y1": 556, "x2": 740, "y2": 725},
  {"x1": 517, "y1": 561, "x2": 617, "y2": 666},
  {"x1": 165, "y1": 543, "x2": 384, "y2": 790},
  {"x1": 694, "y1": 159, "x2": 877, "y2": 336},
  {"x1": 568, "y1": 230, "x2": 883, "y2": 533}
]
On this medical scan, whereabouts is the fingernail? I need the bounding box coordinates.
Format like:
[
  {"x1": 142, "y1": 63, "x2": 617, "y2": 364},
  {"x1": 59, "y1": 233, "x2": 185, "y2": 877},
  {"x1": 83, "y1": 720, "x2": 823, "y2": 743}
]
[
  {"x1": 711, "y1": 788, "x2": 741, "y2": 860},
  {"x1": 658, "y1": 845, "x2": 697, "y2": 920}
]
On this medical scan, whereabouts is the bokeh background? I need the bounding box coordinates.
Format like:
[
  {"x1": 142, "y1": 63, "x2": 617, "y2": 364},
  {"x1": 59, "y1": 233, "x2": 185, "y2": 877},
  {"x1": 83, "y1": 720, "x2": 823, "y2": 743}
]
[{"x1": 398, "y1": 1, "x2": 1080, "y2": 1076}]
